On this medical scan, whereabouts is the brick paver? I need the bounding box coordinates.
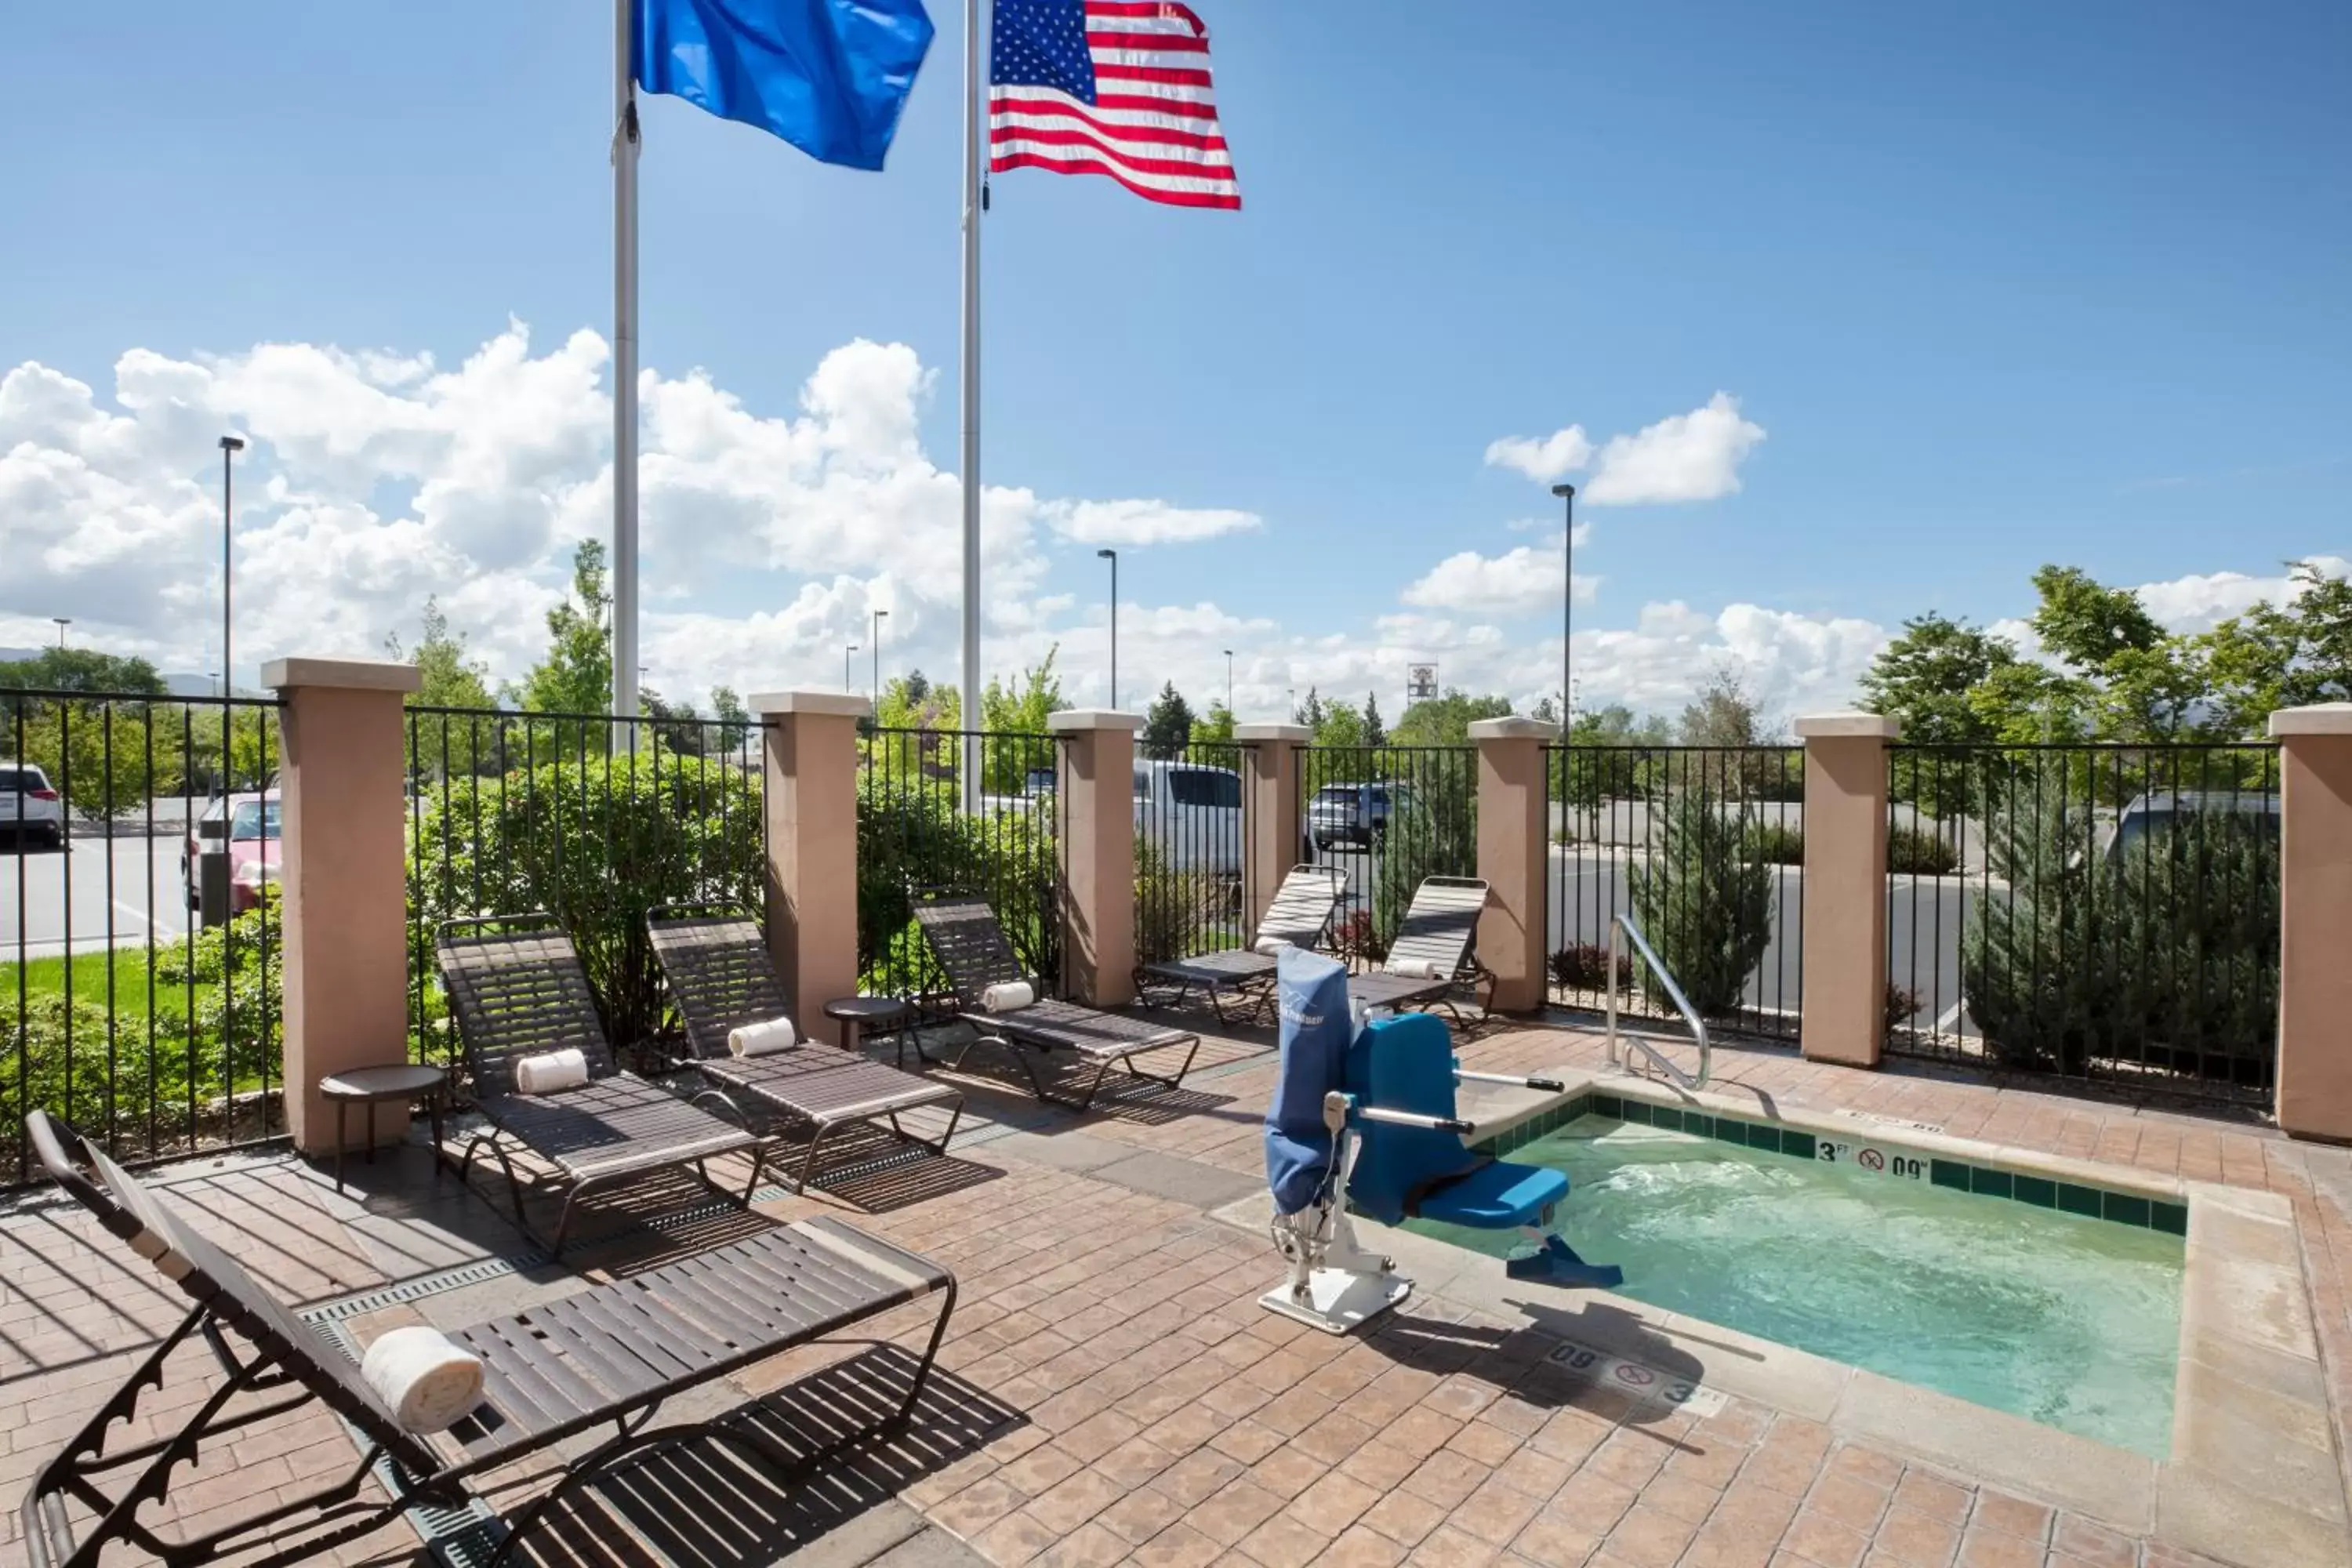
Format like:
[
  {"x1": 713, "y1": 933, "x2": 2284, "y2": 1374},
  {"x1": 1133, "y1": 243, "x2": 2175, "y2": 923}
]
[{"x1": 2, "y1": 1017, "x2": 2346, "y2": 1566}]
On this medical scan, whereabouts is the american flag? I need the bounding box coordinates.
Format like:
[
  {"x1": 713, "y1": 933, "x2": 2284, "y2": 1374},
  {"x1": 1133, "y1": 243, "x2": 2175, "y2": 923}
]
[{"x1": 989, "y1": 0, "x2": 1240, "y2": 210}]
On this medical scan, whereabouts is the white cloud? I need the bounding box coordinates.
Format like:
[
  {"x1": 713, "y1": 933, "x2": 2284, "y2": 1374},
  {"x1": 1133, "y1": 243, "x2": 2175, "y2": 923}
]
[
  {"x1": 1041, "y1": 498, "x2": 1261, "y2": 546},
  {"x1": 1584, "y1": 392, "x2": 1766, "y2": 505},
  {"x1": 1483, "y1": 426, "x2": 1592, "y2": 484},
  {"x1": 2135, "y1": 556, "x2": 2350, "y2": 633},
  {"x1": 1399, "y1": 546, "x2": 1600, "y2": 619}
]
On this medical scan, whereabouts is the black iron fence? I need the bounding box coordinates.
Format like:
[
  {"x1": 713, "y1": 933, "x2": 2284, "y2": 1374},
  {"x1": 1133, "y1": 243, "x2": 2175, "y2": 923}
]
[
  {"x1": 404, "y1": 706, "x2": 764, "y2": 1073},
  {"x1": 1133, "y1": 739, "x2": 1246, "y2": 970},
  {"x1": 858, "y1": 727, "x2": 1063, "y2": 1002},
  {"x1": 1886, "y1": 742, "x2": 2281, "y2": 1104},
  {"x1": 1298, "y1": 745, "x2": 1478, "y2": 966},
  {"x1": 1548, "y1": 745, "x2": 1806, "y2": 1042},
  {"x1": 3, "y1": 690, "x2": 285, "y2": 1186}
]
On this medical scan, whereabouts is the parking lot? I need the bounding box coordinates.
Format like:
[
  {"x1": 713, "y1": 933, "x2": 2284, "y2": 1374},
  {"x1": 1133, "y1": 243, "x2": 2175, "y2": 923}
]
[{"x1": 2, "y1": 833, "x2": 197, "y2": 962}]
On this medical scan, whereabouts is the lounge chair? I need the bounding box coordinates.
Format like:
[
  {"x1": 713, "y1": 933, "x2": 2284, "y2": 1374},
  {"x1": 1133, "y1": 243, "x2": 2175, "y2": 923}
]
[
  {"x1": 1135, "y1": 864, "x2": 1348, "y2": 1022},
  {"x1": 1347, "y1": 875, "x2": 1496, "y2": 1022},
  {"x1": 646, "y1": 906, "x2": 964, "y2": 1192},
  {"x1": 18, "y1": 1110, "x2": 954, "y2": 1568},
  {"x1": 910, "y1": 891, "x2": 1201, "y2": 1111},
  {"x1": 437, "y1": 916, "x2": 768, "y2": 1254}
]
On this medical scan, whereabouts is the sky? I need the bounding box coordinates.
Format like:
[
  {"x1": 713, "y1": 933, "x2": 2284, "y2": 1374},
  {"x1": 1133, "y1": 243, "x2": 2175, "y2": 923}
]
[{"x1": 4, "y1": 0, "x2": 2347, "y2": 723}]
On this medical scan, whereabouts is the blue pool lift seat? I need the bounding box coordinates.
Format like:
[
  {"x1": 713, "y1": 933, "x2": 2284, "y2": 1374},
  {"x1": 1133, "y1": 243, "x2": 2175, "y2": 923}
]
[{"x1": 1346, "y1": 1011, "x2": 1621, "y2": 1288}]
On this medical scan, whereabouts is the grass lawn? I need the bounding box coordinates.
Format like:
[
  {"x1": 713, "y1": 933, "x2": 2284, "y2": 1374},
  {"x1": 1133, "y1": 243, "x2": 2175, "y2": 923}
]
[{"x1": 2, "y1": 947, "x2": 197, "y2": 1029}]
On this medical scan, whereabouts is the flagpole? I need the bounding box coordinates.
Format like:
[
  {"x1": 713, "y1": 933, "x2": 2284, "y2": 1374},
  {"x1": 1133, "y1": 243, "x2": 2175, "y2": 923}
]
[
  {"x1": 613, "y1": 0, "x2": 642, "y2": 724},
  {"x1": 958, "y1": 0, "x2": 986, "y2": 808}
]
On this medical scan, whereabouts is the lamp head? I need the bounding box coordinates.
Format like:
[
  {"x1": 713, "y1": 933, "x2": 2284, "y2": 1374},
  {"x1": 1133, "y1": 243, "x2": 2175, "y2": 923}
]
[
  {"x1": 1097, "y1": 548, "x2": 1116, "y2": 561},
  {"x1": 219, "y1": 434, "x2": 246, "y2": 454},
  {"x1": 1550, "y1": 482, "x2": 1575, "y2": 500}
]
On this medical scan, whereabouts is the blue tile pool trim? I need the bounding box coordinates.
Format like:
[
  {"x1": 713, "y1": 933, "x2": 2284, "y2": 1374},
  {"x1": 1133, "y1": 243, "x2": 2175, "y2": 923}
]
[{"x1": 1479, "y1": 1091, "x2": 2187, "y2": 1238}]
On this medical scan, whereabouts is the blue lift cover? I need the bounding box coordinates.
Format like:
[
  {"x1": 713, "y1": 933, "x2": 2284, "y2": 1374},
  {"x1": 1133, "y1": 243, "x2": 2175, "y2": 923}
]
[{"x1": 1263, "y1": 947, "x2": 1354, "y2": 1216}]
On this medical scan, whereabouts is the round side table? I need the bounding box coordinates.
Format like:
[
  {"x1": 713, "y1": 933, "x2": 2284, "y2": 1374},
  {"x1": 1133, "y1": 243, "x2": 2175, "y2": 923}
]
[
  {"x1": 319, "y1": 1064, "x2": 448, "y2": 1192},
  {"x1": 822, "y1": 996, "x2": 915, "y2": 1068}
]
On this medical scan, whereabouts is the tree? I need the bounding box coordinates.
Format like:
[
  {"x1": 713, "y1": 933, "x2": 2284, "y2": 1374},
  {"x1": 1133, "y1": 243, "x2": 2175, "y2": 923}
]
[
  {"x1": 710, "y1": 685, "x2": 753, "y2": 758},
  {"x1": 2029, "y1": 564, "x2": 2166, "y2": 673},
  {"x1": 639, "y1": 688, "x2": 708, "y2": 755},
  {"x1": 1294, "y1": 687, "x2": 1325, "y2": 731},
  {"x1": 514, "y1": 539, "x2": 613, "y2": 720},
  {"x1": 878, "y1": 670, "x2": 960, "y2": 732},
  {"x1": 981, "y1": 648, "x2": 1069, "y2": 735},
  {"x1": 1392, "y1": 690, "x2": 1513, "y2": 747},
  {"x1": 1313, "y1": 702, "x2": 1367, "y2": 750},
  {"x1": 0, "y1": 648, "x2": 168, "y2": 702},
  {"x1": 1142, "y1": 682, "x2": 1196, "y2": 760},
  {"x1": 16, "y1": 704, "x2": 181, "y2": 822},
  {"x1": 387, "y1": 597, "x2": 497, "y2": 778},
  {"x1": 1858, "y1": 614, "x2": 2020, "y2": 746},
  {"x1": 1190, "y1": 702, "x2": 1236, "y2": 746},
  {"x1": 1677, "y1": 667, "x2": 1772, "y2": 748},
  {"x1": 2199, "y1": 561, "x2": 2352, "y2": 736},
  {"x1": 1628, "y1": 790, "x2": 1773, "y2": 1017},
  {"x1": 1361, "y1": 692, "x2": 1387, "y2": 749}
]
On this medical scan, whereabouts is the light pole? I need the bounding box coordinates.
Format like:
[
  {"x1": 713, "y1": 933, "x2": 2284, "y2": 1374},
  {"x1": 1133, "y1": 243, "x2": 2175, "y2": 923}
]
[
  {"x1": 1097, "y1": 548, "x2": 1119, "y2": 707},
  {"x1": 845, "y1": 643, "x2": 859, "y2": 695},
  {"x1": 870, "y1": 608, "x2": 888, "y2": 706},
  {"x1": 219, "y1": 436, "x2": 245, "y2": 694},
  {"x1": 51, "y1": 618, "x2": 70, "y2": 649},
  {"x1": 1551, "y1": 483, "x2": 1576, "y2": 731},
  {"x1": 1223, "y1": 648, "x2": 1234, "y2": 715}
]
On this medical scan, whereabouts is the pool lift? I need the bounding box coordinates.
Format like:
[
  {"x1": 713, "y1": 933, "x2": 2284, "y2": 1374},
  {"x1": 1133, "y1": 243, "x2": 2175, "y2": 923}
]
[{"x1": 1261, "y1": 947, "x2": 1622, "y2": 1335}]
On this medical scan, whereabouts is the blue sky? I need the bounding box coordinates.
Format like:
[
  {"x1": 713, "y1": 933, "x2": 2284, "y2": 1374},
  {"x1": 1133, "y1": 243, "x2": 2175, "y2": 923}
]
[{"x1": 5, "y1": 0, "x2": 2347, "y2": 716}]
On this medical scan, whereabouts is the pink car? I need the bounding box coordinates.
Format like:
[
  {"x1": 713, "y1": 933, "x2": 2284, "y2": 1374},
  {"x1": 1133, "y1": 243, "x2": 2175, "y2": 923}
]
[{"x1": 183, "y1": 790, "x2": 281, "y2": 914}]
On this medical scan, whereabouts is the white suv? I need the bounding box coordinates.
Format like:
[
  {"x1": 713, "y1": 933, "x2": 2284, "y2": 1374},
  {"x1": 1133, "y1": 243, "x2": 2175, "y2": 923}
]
[{"x1": 2, "y1": 763, "x2": 64, "y2": 848}]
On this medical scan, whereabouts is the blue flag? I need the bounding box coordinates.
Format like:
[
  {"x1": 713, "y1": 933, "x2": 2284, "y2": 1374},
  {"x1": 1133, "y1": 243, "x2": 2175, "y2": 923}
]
[{"x1": 633, "y1": 0, "x2": 935, "y2": 172}]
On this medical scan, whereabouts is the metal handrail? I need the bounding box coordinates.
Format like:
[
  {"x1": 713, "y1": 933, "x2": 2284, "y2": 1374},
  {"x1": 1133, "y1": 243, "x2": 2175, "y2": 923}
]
[{"x1": 1606, "y1": 912, "x2": 1711, "y2": 1090}]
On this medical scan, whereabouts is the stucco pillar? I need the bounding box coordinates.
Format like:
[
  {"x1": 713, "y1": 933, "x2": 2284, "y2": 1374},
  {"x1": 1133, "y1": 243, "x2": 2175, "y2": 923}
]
[
  {"x1": 266, "y1": 657, "x2": 422, "y2": 1156},
  {"x1": 1470, "y1": 716, "x2": 1555, "y2": 1015},
  {"x1": 1237, "y1": 724, "x2": 1309, "y2": 936},
  {"x1": 2271, "y1": 704, "x2": 2352, "y2": 1142},
  {"x1": 1796, "y1": 713, "x2": 1899, "y2": 1069},
  {"x1": 751, "y1": 693, "x2": 870, "y2": 1018},
  {"x1": 1048, "y1": 710, "x2": 1142, "y2": 1007}
]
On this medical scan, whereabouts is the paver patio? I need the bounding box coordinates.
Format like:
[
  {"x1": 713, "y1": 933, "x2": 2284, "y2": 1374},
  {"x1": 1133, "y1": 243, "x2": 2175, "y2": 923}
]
[{"x1": 3, "y1": 1011, "x2": 2347, "y2": 1568}]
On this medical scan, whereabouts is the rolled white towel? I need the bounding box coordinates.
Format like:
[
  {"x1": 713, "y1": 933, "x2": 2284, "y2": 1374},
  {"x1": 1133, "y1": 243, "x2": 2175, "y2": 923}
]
[
  {"x1": 728, "y1": 1017, "x2": 798, "y2": 1058},
  {"x1": 512, "y1": 1047, "x2": 588, "y2": 1095},
  {"x1": 1252, "y1": 936, "x2": 1294, "y2": 957},
  {"x1": 1388, "y1": 957, "x2": 1447, "y2": 981},
  {"x1": 981, "y1": 980, "x2": 1036, "y2": 1014},
  {"x1": 361, "y1": 1325, "x2": 485, "y2": 1434}
]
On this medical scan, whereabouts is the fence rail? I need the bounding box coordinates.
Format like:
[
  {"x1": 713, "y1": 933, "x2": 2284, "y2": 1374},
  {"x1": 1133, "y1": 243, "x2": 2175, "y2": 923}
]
[
  {"x1": 1134, "y1": 739, "x2": 1245, "y2": 972},
  {"x1": 1297, "y1": 745, "x2": 1478, "y2": 966},
  {"x1": 4, "y1": 689, "x2": 286, "y2": 1186},
  {"x1": 1548, "y1": 745, "x2": 1806, "y2": 1043},
  {"x1": 858, "y1": 727, "x2": 1063, "y2": 1004},
  {"x1": 1886, "y1": 742, "x2": 2281, "y2": 1105}
]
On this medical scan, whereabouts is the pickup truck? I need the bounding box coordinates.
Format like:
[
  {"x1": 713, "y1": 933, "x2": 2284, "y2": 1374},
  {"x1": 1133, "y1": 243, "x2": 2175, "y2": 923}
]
[
  {"x1": 1308, "y1": 781, "x2": 1414, "y2": 850},
  {"x1": 1134, "y1": 760, "x2": 1243, "y2": 875}
]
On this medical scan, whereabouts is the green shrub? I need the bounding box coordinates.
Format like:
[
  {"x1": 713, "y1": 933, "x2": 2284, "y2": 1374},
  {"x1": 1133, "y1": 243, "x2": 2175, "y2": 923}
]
[
  {"x1": 856, "y1": 776, "x2": 1058, "y2": 996},
  {"x1": 1371, "y1": 769, "x2": 1477, "y2": 953},
  {"x1": 1132, "y1": 840, "x2": 1240, "y2": 966},
  {"x1": 1962, "y1": 791, "x2": 2277, "y2": 1081},
  {"x1": 1743, "y1": 822, "x2": 1804, "y2": 866},
  {"x1": 1550, "y1": 942, "x2": 1632, "y2": 993},
  {"x1": 1628, "y1": 792, "x2": 1773, "y2": 1017},
  {"x1": 407, "y1": 750, "x2": 762, "y2": 1055},
  {"x1": 1887, "y1": 824, "x2": 1960, "y2": 876}
]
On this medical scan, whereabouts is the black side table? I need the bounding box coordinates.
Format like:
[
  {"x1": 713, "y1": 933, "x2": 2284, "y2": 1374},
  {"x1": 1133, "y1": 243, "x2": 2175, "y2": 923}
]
[
  {"x1": 822, "y1": 996, "x2": 916, "y2": 1068},
  {"x1": 319, "y1": 1064, "x2": 448, "y2": 1192}
]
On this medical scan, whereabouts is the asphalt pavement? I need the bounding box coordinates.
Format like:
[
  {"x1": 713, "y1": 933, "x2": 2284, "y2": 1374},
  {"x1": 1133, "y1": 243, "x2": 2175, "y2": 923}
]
[{"x1": 2, "y1": 834, "x2": 196, "y2": 962}]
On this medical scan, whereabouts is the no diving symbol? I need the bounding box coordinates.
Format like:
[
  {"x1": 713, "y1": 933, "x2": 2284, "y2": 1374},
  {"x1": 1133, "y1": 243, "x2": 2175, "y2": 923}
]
[
  {"x1": 1612, "y1": 1363, "x2": 1657, "y2": 1388},
  {"x1": 1857, "y1": 1148, "x2": 1886, "y2": 1172}
]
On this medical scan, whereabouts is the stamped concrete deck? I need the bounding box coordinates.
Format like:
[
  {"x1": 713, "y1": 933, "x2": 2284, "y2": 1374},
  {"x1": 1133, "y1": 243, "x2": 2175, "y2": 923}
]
[{"x1": 2, "y1": 1014, "x2": 2347, "y2": 1568}]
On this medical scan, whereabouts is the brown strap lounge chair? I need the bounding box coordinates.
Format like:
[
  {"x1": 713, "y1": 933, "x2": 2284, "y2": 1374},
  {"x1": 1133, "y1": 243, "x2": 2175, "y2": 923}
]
[
  {"x1": 910, "y1": 890, "x2": 1200, "y2": 1111},
  {"x1": 1347, "y1": 876, "x2": 1497, "y2": 1022},
  {"x1": 17, "y1": 1111, "x2": 954, "y2": 1568},
  {"x1": 437, "y1": 916, "x2": 767, "y2": 1254},
  {"x1": 645, "y1": 906, "x2": 964, "y2": 1192},
  {"x1": 1135, "y1": 864, "x2": 1348, "y2": 1022}
]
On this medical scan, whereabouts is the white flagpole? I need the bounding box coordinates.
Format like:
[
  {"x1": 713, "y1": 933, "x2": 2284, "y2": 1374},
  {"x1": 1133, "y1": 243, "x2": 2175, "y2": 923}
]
[
  {"x1": 613, "y1": 0, "x2": 642, "y2": 724},
  {"x1": 958, "y1": 0, "x2": 986, "y2": 810}
]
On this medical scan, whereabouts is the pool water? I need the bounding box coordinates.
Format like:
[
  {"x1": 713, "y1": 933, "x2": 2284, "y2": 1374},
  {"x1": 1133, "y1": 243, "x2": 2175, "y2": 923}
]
[{"x1": 1404, "y1": 1116, "x2": 2183, "y2": 1456}]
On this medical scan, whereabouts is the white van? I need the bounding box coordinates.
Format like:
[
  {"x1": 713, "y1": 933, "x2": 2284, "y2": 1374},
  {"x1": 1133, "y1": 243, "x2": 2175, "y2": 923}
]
[{"x1": 1134, "y1": 760, "x2": 1242, "y2": 875}]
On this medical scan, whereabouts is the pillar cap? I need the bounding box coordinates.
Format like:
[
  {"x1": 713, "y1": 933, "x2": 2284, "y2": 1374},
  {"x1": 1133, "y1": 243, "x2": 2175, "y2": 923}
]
[
  {"x1": 1234, "y1": 723, "x2": 1311, "y2": 742},
  {"x1": 1046, "y1": 710, "x2": 1145, "y2": 732},
  {"x1": 263, "y1": 657, "x2": 423, "y2": 694},
  {"x1": 2270, "y1": 703, "x2": 2352, "y2": 737},
  {"x1": 1468, "y1": 716, "x2": 1560, "y2": 742},
  {"x1": 1795, "y1": 712, "x2": 1901, "y2": 740},
  {"x1": 747, "y1": 691, "x2": 871, "y2": 717}
]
